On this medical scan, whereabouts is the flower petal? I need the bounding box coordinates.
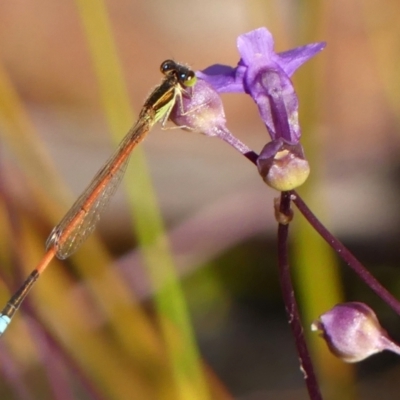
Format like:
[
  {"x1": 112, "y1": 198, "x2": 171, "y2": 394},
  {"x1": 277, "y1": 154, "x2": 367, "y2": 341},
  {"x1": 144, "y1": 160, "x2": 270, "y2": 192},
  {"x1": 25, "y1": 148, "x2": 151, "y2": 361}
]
[
  {"x1": 248, "y1": 67, "x2": 300, "y2": 143},
  {"x1": 276, "y1": 42, "x2": 326, "y2": 76},
  {"x1": 197, "y1": 64, "x2": 245, "y2": 93},
  {"x1": 237, "y1": 27, "x2": 275, "y2": 66}
]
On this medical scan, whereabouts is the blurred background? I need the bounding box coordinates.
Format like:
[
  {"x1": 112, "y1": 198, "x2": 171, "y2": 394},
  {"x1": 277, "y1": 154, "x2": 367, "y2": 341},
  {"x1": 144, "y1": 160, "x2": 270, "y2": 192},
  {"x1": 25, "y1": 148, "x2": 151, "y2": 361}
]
[{"x1": 0, "y1": 0, "x2": 400, "y2": 399}]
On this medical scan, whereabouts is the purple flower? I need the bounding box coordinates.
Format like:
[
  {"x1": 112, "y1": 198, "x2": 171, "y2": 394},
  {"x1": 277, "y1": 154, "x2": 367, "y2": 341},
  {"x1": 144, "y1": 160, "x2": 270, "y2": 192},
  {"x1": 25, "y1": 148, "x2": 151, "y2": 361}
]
[
  {"x1": 170, "y1": 27, "x2": 325, "y2": 191},
  {"x1": 197, "y1": 27, "x2": 326, "y2": 145},
  {"x1": 197, "y1": 27, "x2": 325, "y2": 191}
]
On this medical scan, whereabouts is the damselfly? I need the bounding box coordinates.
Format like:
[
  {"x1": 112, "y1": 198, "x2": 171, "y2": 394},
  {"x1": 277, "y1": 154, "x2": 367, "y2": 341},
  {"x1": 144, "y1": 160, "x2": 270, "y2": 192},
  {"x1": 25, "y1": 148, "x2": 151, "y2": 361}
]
[{"x1": 0, "y1": 60, "x2": 197, "y2": 335}]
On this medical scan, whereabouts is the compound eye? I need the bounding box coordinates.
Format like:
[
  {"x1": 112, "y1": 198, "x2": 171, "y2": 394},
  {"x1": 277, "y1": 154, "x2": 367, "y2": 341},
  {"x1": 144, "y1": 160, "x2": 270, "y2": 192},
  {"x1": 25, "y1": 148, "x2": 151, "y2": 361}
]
[
  {"x1": 180, "y1": 70, "x2": 197, "y2": 87},
  {"x1": 160, "y1": 59, "x2": 176, "y2": 75}
]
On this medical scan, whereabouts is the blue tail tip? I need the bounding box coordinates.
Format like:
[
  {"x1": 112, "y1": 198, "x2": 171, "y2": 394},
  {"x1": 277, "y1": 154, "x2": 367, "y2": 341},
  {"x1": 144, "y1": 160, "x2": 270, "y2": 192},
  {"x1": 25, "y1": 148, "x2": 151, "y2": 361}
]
[{"x1": 0, "y1": 315, "x2": 11, "y2": 335}]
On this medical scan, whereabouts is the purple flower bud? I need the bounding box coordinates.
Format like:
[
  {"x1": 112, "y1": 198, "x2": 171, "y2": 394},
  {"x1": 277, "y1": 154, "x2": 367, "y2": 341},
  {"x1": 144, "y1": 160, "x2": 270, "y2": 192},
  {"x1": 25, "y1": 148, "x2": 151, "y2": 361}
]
[
  {"x1": 169, "y1": 79, "x2": 254, "y2": 156},
  {"x1": 311, "y1": 302, "x2": 400, "y2": 363},
  {"x1": 257, "y1": 139, "x2": 310, "y2": 191},
  {"x1": 170, "y1": 79, "x2": 228, "y2": 137}
]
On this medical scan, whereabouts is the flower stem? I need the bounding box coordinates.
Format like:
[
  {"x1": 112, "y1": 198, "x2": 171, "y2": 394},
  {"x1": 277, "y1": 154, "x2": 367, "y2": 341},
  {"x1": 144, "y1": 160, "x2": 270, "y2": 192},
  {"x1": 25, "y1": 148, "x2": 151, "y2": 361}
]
[
  {"x1": 277, "y1": 191, "x2": 323, "y2": 400},
  {"x1": 216, "y1": 127, "x2": 259, "y2": 164},
  {"x1": 233, "y1": 139, "x2": 400, "y2": 316},
  {"x1": 292, "y1": 191, "x2": 400, "y2": 316}
]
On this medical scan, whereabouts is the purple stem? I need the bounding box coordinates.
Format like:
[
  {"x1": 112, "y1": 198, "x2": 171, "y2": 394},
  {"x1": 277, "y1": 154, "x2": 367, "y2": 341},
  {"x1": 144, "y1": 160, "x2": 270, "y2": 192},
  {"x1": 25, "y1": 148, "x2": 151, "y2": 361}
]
[
  {"x1": 224, "y1": 138, "x2": 400, "y2": 316},
  {"x1": 220, "y1": 138, "x2": 322, "y2": 397},
  {"x1": 28, "y1": 314, "x2": 108, "y2": 400},
  {"x1": 216, "y1": 126, "x2": 259, "y2": 164},
  {"x1": 0, "y1": 341, "x2": 34, "y2": 400},
  {"x1": 27, "y1": 318, "x2": 76, "y2": 400},
  {"x1": 198, "y1": 128, "x2": 400, "y2": 398},
  {"x1": 277, "y1": 191, "x2": 323, "y2": 400},
  {"x1": 291, "y1": 191, "x2": 400, "y2": 316}
]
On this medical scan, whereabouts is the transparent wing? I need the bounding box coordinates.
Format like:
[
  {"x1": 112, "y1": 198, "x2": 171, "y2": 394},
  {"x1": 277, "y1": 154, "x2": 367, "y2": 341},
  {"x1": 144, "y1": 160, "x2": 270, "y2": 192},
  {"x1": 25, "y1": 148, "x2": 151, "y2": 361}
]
[{"x1": 46, "y1": 119, "x2": 150, "y2": 259}]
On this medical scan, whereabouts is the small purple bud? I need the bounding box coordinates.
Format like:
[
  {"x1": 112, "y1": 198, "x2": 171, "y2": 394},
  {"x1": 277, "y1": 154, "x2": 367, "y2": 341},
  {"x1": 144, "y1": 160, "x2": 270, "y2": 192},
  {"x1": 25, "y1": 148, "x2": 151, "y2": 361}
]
[
  {"x1": 169, "y1": 79, "x2": 227, "y2": 137},
  {"x1": 257, "y1": 140, "x2": 310, "y2": 191},
  {"x1": 169, "y1": 78, "x2": 254, "y2": 156},
  {"x1": 312, "y1": 302, "x2": 400, "y2": 363}
]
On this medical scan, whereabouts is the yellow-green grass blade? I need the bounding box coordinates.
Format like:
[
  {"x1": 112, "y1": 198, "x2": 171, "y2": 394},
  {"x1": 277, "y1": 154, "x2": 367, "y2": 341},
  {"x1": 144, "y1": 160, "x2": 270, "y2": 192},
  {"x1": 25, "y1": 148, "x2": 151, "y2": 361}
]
[{"x1": 73, "y1": 0, "x2": 210, "y2": 398}]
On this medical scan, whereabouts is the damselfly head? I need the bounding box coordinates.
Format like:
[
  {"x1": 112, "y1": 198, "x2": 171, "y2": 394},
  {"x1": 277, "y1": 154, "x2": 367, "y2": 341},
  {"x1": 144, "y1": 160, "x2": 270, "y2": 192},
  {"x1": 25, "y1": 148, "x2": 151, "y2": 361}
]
[
  {"x1": 160, "y1": 60, "x2": 197, "y2": 87},
  {"x1": 160, "y1": 59, "x2": 177, "y2": 76},
  {"x1": 178, "y1": 69, "x2": 196, "y2": 87}
]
